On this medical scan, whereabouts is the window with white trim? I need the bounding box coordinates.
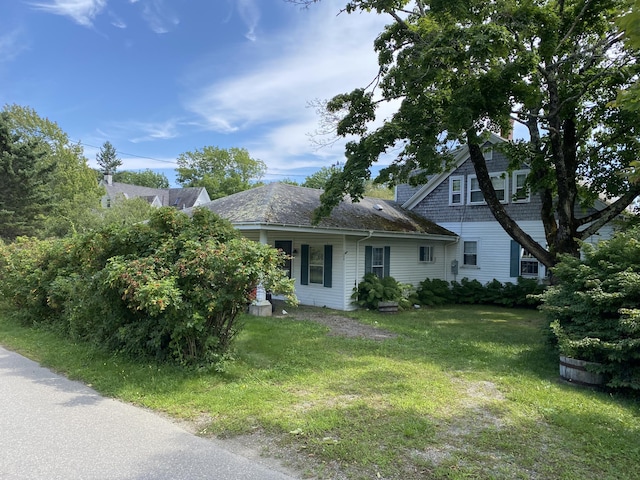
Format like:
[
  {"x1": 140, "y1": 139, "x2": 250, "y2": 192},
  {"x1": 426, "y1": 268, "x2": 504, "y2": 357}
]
[
  {"x1": 491, "y1": 173, "x2": 507, "y2": 203},
  {"x1": 419, "y1": 245, "x2": 434, "y2": 263},
  {"x1": 468, "y1": 175, "x2": 484, "y2": 204},
  {"x1": 463, "y1": 241, "x2": 478, "y2": 267},
  {"x1": 372, "y1": 247, "x2": 385, "y2": 278},
  {"x1": 520, "y1": 248, "x2": 539, "y2": 277},
  {"x1": 309, "y1": 245, "x2": 324, "y2": 284},
  {"x1": 467, "y1": 173, "x2": 507, "y2": 204},
  {"x1": 449, "y1": 175, "x2": 464, "y2": 205},
  {"x1": 512, "y1": 170, "x2": 530, "y2": 202}
]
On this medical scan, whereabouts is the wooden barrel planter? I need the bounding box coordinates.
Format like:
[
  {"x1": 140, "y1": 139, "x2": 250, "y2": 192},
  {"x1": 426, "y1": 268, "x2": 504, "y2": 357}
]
[
  {"x1": 378, "y1": 301, "x2": 399, "y2": 314},
  {"x1": 559, "y1": 355, "x2": 605, "y2": 388}
]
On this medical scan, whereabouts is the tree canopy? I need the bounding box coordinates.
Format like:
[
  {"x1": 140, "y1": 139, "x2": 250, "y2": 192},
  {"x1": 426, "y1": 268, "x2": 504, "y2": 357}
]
[
  {"x1": 1, "y1": 105, "x2": 103, "y2": 238},
  {"x1": 113, "y1": 169, "x2": 170, "y2": 188},
  {"x1": 176, "y1": 146, "x2": 266, "y2": 200},
  {"x1": 309, "y1": 0, "x2": 640, "y2": 268}
]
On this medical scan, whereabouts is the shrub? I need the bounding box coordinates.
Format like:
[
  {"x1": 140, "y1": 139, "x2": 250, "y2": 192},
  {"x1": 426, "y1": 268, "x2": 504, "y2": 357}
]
[
  {"x1": 415, "y1": 278, "x2": 452, "y2": 306},
  {"x1": 539, "y1": 227, "x2": 640, "y2": 390},
  {"x1": 0, "y1": 207, "x2": 296, "y2": 367},
  {"x1": 352, "y1": 273, "x2": 412, "y2": 310}
]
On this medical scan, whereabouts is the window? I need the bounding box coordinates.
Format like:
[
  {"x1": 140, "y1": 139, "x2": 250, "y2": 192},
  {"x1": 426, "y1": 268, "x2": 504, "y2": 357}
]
[
  {"x1": 520, "y1": 249, "x2": 539, "y2": 277},
  {"x1": 308, "y1": 245, "x2": 324, "y2": 284},
  {"x1": 449, "y1": 176, "x2": 464, "y2": 205},
  {"x1": 372, "y1": 247, "x2": 385, "y2": 278},
  {"x1": 467, "y1": 173, "x2": 507, "y2": 204},
  {"x1": 419, "y1": 245, "x2": 434, "y2": 263},
  {"x1": 463, "y1": 241, "x2": 478, "y2": 267},
  {"x1": 468, "y1": 175, "x2": 484, "y2": 204},
  {"x1": 512, "y1": 170, "x2": 530, "y2": 202},
  {"x1": 365, "y1": 246, "x2": 390, "y2": 278},
  {"x1": 510, "y1": 240, "x2": 540, "y2": 278},
  {"x1": 300, "y1": 244, "x2": 333, "y2": 287},
  {"x1": 491, "y1": 173, "x2": 507, "y2": 203}
]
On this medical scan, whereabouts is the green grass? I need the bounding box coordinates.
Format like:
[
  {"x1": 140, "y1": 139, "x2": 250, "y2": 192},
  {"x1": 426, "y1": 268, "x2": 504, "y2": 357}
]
[{"x1": 1, "y1": 304, "x2": 639, "y2": 479}]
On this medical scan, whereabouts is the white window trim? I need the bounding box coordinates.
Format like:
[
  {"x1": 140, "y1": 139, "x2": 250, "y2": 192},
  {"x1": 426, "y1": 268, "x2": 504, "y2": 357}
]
[
  {"x1": 419, "y1": 245, "x2": 435, "y2": 263},
  {"x1": 520, "y1": 248, "x2": 539, "y2": 278},
  {"x1": 512, "y1": 170, "x2": 531, "y2": 203},
  {"x1": 449, "y1": 175, "x2": 464, "y2": 206},
  {"x1": 467, "y1": 172, "x2": 508, "y2": 205},
  {"x1": 462, "y1": 239, "x2": 480, "y2": 268}
]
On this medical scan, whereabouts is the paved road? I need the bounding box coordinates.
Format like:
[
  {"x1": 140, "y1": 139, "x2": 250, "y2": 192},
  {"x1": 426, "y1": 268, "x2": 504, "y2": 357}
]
[{"x1": 0, "y1": 346, "x2": 298, "y2": 480}]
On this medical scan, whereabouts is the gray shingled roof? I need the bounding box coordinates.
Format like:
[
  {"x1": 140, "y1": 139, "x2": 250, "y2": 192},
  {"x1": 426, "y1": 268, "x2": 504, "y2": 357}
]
[
  {"x1": 190, "y1": 183, "x2": 456, "y2": 237},
  {"x1": 103, "y1": 183, "x2": 207, "y2": 208}
]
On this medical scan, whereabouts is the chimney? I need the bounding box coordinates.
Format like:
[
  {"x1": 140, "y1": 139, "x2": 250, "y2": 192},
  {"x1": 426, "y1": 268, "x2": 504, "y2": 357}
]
[
  {"x1": 501, "y1": 118, "x2": 515, "y2": 140},
  {"x1": 104, "y1": 174, "x2": 113, "y2": 186}
]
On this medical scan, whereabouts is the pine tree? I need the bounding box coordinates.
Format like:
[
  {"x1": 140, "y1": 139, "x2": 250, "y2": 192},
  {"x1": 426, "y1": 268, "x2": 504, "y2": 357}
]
[{"x1": 96, "y1": 141, "x2": 122, "y2": 174}]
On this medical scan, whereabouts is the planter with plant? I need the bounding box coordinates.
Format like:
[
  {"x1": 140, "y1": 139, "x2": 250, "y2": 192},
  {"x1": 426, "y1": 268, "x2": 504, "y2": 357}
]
[
  {"x1": 538, "y1": 227, "x2": 640, "y2": 390},
  {"x1": 352, "y1": 273, "x2": 412, "y2": 311}
]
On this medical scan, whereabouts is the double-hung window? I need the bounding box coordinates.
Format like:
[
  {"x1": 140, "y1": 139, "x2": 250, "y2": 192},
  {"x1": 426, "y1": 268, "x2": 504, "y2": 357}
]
[
  {"x1": 419, "y1": 245, "x2": 434, "y2": 263},
  {"x1": 512, "y1": 170, "x2": 530, "y2": 202},
  {"x1": 510, "y1": 241, "x2": 540, "y2": 278},
  {"x1": 365, "y1": 246, "x2": 390, "y2": 279},
  {"x1": 308, "y1": 245, "x2": 324, "y2": 284},
  {"x1": 463, "y1": 241, "x2": 478, "y2": 267},
  {"x1": 449, "y1": 175, "x2": 464, "y2": 205},
  {"x1": 467, "y1": 173, "x2": 507, "y2": 204}
]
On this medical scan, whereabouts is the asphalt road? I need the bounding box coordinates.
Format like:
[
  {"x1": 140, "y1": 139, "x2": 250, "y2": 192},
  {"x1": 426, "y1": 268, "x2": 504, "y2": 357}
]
[{"x1": 0, "y1": 346, "x2": 298, "y2": 480}]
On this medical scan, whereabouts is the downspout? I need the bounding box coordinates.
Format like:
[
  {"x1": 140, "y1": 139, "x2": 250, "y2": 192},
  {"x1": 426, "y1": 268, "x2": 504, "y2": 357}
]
[{"x1": 355, "y1": 230, "x2": 374, "y2": 288}]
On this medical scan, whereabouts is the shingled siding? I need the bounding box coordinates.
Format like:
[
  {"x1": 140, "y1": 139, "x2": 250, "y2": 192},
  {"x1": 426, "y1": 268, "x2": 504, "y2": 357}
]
[{"x1": 405, "y1": 152, "x2": 542, "y2": 223}]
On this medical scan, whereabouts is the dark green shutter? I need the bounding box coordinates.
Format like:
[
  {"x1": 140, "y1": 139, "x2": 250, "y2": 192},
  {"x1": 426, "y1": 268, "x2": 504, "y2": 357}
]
[
  {"x1": 510, "y1": 240, "x2": 520, "y2": 277},
  {"x1": 324, "y1": 245, "x2": 333, "y2": 288},
  {"x1": 301, "y1": 244, "x2": 309, "y2": 285},
  {"x1": 384, "y1": 246, "x2": 391, "y2": 277},
  {"x1": 364, "y1": 246, "x2": 372, "y2": 274}
]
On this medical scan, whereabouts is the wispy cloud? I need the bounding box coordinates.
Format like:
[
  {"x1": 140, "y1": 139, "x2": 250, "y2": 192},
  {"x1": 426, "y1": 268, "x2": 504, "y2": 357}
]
[
  {"x1": 29, "y1": 0, "x2": 107, "y2": 27},
  {"x1": 109, "y1": 11, "x2": 126, "y2": 29},
  {"x1": 0, "y1": 29, "x2": 28, "y2": 63},
  {"x1": 184, "y1": 1, "x2": 389, "y2": 171},
  {"x1": 235, "y1": 0, "x2": 260, "y2": 42},
  {"x1": 139, "y1": 0, "x2": 179, "y2": 34}
]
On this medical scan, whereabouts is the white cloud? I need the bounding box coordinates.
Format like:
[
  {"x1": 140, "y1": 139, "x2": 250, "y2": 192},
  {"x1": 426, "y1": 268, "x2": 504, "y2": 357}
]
[
  {"x1": 235, "y1": 0, "x2": 260, "y2": 42},
  {"x1": 183, "y1": 1, "x2": 392, "y2": 174},
  {"x1": 140, "y1": 0, "x2": 179, "y2": 34},
  {"x1": 29, "y1": 0, "x2": 107, "y2": 27}
]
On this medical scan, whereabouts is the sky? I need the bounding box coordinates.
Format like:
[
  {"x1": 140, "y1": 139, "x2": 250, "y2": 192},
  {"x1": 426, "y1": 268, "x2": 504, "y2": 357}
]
[{"x1": 0, "y1": 0, "x2": 392, "y2": 186}]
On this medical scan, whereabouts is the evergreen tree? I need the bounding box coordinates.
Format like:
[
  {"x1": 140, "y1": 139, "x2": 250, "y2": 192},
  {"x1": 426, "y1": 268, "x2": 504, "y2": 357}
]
[
  {"x1": 96, "y1": 141, "x2": 122, "y2": 174},
  {"x1": 0, "y1": 112, "x2": 52, "y2": 240}
]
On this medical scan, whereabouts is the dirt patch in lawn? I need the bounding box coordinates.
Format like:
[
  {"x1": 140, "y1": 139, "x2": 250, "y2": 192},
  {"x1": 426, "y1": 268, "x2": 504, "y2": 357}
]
[{"x1": 271, "y1": 301, "x2": 398, "y2": 341}]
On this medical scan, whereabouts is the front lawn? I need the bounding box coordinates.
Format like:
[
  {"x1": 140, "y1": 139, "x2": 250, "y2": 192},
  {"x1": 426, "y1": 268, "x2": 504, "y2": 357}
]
[{"x1": 1, "y1": 304, "x2": 638, "y2": 479}]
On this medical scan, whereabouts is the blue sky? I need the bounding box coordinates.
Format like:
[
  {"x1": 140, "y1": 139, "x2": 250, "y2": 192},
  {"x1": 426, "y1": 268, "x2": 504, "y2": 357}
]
[{"x1": 0, "y1": 0, "x2": 391, "y2": 185}]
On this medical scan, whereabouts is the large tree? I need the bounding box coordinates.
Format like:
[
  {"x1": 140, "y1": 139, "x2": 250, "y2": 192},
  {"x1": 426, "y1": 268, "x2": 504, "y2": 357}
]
[
  {"x1": 0, "y1": 112, "x2": 51, "y2": 240},
  {"x1": 3, "y1": 104, "x2": 103, "y2": 237},
  {"x1": 96, "y1": 141, "x2": 122, "y2": 175},
  {"x1": 113, "y1": 169, "x2": 170, "y2": 188},
  {"x1": 176, "y1": 146, "x2": 266, "y2": 200},
  {"x1": 304, "y1": 0, "x2": 640, "y2": 268}
]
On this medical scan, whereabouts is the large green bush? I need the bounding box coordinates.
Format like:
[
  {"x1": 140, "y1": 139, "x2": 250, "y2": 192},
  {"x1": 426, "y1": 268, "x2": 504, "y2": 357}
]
[
  {"x1": 352, "y1": 273, "x2": 412, "y2": 310},
  {"x1": 0, "y1": 207, "x2": 296, "y2": 366},
  {"x1": 539, "y1": 227, "x2": 640, "y2": 390}
]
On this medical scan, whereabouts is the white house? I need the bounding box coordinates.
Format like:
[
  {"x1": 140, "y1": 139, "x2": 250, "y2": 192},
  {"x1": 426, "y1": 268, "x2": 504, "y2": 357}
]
[
  {"x1": 396, "y1": 133, "x2": 615, "y2": 285},
  {"x1": 189, "y1": 182, "x2": 458, "y2": 311}
]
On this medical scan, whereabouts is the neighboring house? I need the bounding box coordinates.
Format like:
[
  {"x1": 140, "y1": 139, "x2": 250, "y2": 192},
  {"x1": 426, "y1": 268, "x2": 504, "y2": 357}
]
[
  {"x1": 99, "y1": 175, "x2": 210, "y2": 209},
  {"x1": 397, "y1": 133, "x2": 614, "y2": 285},
  {"x1": 188, "y1": 182, "x2": 457, "y2": 311}
]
